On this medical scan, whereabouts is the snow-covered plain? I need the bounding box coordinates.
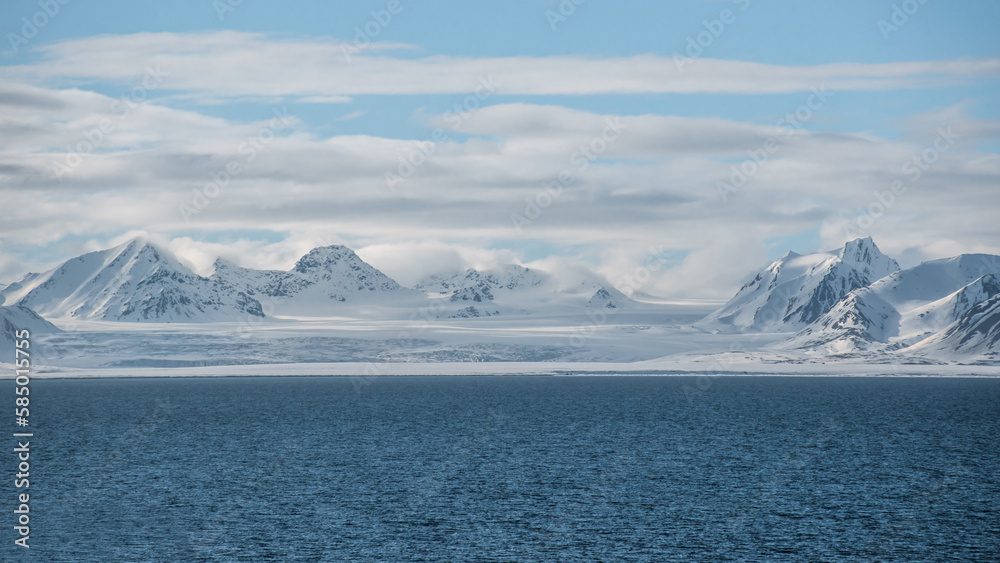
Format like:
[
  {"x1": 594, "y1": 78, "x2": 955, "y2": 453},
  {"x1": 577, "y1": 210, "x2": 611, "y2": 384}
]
[{"x1": 6, "y1": 300, "x2": 1000, "y2": 379}]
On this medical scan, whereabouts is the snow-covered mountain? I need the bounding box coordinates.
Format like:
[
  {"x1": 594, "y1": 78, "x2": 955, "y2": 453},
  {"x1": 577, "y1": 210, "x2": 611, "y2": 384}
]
[
  {"x1": 864, "y1": 254, "x2": 1000, "y2": 312},
  {"x1": 416, "y1": 264, "x2": 634, "y2": 315},
  {"x1": 1, "y1": 304, "x2": 59, "y2": 339},
  {"x1": 211, "y1": 245, "x2": 418, "y2": 316},
  {"x1": 788, "y1": 255, "x2": 1000, "y2": 354},
  {"x1": 588, "y1": 287, "x2": 629, "y2": 310},
  {"x1": 417, "y1": 265, "x2": 548, "y2": 296},
  {"x1": 786, "y1": 287, "x2": 900, "y2": 352},
  {"x1": 416, "y1": 265, "x2": 546, "y2": 317},
  {"x1": 899, "y1": 273, "x2": 1000, "y2": 341},
  {"x1": 0, "y1": 240, "x2": 639, "y2": 324},
  {"x1": 907, "y1": 293, "x2": 1000, "y2": 359},
  {"x1": 3, "y1": 235, "x2": 996, "y2": 365},
  {"x1": 0, "y1": 240, "x2": 416, "y2": 322},
  {"x1": 1, "y1": 305, "x2": 60, "y2": 362},
  {"x1": 700, "y1": 237, "x2": 900, "y2": 332},
  {"x1": 0, "y1": 239, "x2": 264, "y2": 322},
  {"x1": 0, "y1": 304, "x2": 57, "y2": 330},
  {"x1": 706, "y1": 238, "x2": 1000, "y2": 358},
  {"x1": 417, "y1": 269, "x2": 500, "y2": 304}
]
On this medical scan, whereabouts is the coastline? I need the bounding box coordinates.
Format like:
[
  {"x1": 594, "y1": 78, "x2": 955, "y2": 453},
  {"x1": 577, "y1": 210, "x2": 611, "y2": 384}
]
[{"x1": 10, "y1": 360, "x2": 1000, "y2": 379}]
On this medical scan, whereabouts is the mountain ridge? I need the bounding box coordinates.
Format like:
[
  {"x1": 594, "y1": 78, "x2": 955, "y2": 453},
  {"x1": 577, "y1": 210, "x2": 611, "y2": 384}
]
[
  {"x1": 210, "y1": 244, "x2": 415, "y2": 315},
  {"x1": 789, "y1": 256, "x2": 1000, "y2": 354},
  {"x1": 699, "y1": 237, "x2": 900, "y2": 332},
  {"x1": 0, "y1": 239, "x2": 265, "y2": 322},
  {"x1": 1, "y1": 236, "x2": 997, "y2": 362}
]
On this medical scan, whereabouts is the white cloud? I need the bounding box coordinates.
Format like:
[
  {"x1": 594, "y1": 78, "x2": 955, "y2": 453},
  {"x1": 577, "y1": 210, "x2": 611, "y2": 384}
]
[
  {"x1": 7, "y1": 32, "x2": 1000, "y2": 99},
  {"x1": 1, "y1": 75, "x2": 999, "y2": 296},
  {"x1": 355, "y1": 241, "x2": 522, "y2": 287},
  {"x1": 297, "y1": 95, "x2": 353, "y2": 104},
  {"x1": 164, "y1": 235, "x2": 344, "y2": 276}
]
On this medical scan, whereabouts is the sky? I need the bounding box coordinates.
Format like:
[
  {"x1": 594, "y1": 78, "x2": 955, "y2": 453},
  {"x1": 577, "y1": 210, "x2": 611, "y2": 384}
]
[{"x1": 1, "y1": 0, "x2": 998, "y2": 298}]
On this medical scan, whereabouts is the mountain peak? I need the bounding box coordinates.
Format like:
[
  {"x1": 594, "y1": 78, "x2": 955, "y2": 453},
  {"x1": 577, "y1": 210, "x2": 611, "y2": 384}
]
[
  {"x1": 292, "y1": 245, "x2": 357, "y2": 273},
  {"x1": 1, "y1": 240, "x2": 264, "y2": 322},
  {"x1": 838, "y1": 237, "x2": 899, "y2": 281},
  {"x1": 701, "y1": 237, "x2": 902, "y2": 332},
  {"x1": 211, "y1": 257, "x2": 240, "y2": 274},
  {"x1": 909, "y1": 292, "x2": 1000, "y2": 357},
  {"x1": 587, "y1": 287, "x2": 618, "y2": 310},
  {"x1": 282, "y1": 244, "x2": 404, "y2": 298},
  {"x1": 109, "y1": 237, "x2": 183, "y2": 269},
  {"x1": 116, "y1": 236, "x2": 156, "y2": 252},
  {"x1": 779, "y1": 250, "x2": 802, "y2": 260},
  {"x1": 839, "y1": 236, "x2": 880, "y2": 261}
]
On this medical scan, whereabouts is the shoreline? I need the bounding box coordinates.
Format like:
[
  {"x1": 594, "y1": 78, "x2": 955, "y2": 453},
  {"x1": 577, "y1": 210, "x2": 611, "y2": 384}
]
[{"x1": 8, "y1": 361, "x2": 1000, "y2": 379}]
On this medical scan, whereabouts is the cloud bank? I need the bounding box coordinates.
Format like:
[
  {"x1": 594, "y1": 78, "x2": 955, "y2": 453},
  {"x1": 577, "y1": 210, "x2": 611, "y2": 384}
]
[{"x1": 1, "y1": 31, "x2": 999, "y2": 298}]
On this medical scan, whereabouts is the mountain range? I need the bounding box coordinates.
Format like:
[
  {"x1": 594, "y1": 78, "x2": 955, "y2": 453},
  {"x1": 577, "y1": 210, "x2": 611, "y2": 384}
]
[
  {"x1": 0, "y1": 238, "x2": 632, "y2": 322},
  {"x1": 1, "y1": 236, "x2": 998, "y2": 363},
  {"x1": 0, "y1": 239, "x2": 264, "y2": 322},
  {"x1": 415, "y1": 264, "x2": 633, "y2": 317},
  {"x1": 210, "y1": 245, "x2": 422, "y2": 317},
  {"x1": 707, "y1": 238, "x2": 1000, "y2": 360}
]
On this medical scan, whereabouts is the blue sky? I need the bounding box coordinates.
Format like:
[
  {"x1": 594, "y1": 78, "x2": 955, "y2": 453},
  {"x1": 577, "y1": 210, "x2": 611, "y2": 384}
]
[
  {"x1": 1, "y1": 0, "x2": 998, "y2": 296},
  {"x1": 9, "y1": 0, "x2": 998, "y2": 61},
  {"x1": 8, "y1": 0, "x2": 999, "y2": 130}
]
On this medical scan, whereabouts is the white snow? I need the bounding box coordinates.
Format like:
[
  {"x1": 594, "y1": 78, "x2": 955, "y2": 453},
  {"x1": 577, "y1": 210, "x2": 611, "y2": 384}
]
[
  {"x1": 0, "y1": 304, "x2": 60, "y2": 361},
  {"x1": 210, "y1": 245, "x2": 423, "y2": 317},
  {"x1": 699, "y1": 237, "x2": 900, "y2": 332},
  {"x1": 1, "y1": 237, "x2": 998, "y2": 374},
  {"x1": 905, "y1": 293, "x2": 1000, "y2": 359},
  {"x1": 0, "y1": 238, "x2": 264, "y2": 322},
  {"x1": 790, "y1": 255, "x2": 1000, "y2": 355}
]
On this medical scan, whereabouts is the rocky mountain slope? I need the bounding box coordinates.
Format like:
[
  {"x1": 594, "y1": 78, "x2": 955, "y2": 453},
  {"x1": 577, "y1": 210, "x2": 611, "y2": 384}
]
[
  {"x1": 0, "y1": 239, "x2": 264, "y2": 322},
  {"x1": 700, "y1": 237, "x2": 900, "y2": 332},
  {"x1": 210, "y1": 245, "x2": 418, "y2": 316},
  {"x1": 906, "y1": 293, "x2": 1000, "y2": 360},
  {"x1": 788, "y1": 257, "x2": 1000, "y2": 353},
  {"x1": 1, "y1": 304, "x2": 60, "y2": 344}
]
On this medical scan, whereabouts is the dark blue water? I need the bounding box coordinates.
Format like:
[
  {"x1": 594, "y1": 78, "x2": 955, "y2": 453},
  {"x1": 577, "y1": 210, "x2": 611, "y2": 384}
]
[{"x1": 8, "y1": 376, "x2": 1000, "y2": 562}]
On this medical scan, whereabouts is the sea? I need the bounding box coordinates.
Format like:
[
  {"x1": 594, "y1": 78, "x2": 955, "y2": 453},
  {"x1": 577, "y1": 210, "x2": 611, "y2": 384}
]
[{"x1": 13, "y1": 375, "x2": 1000, "y2": 562}]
